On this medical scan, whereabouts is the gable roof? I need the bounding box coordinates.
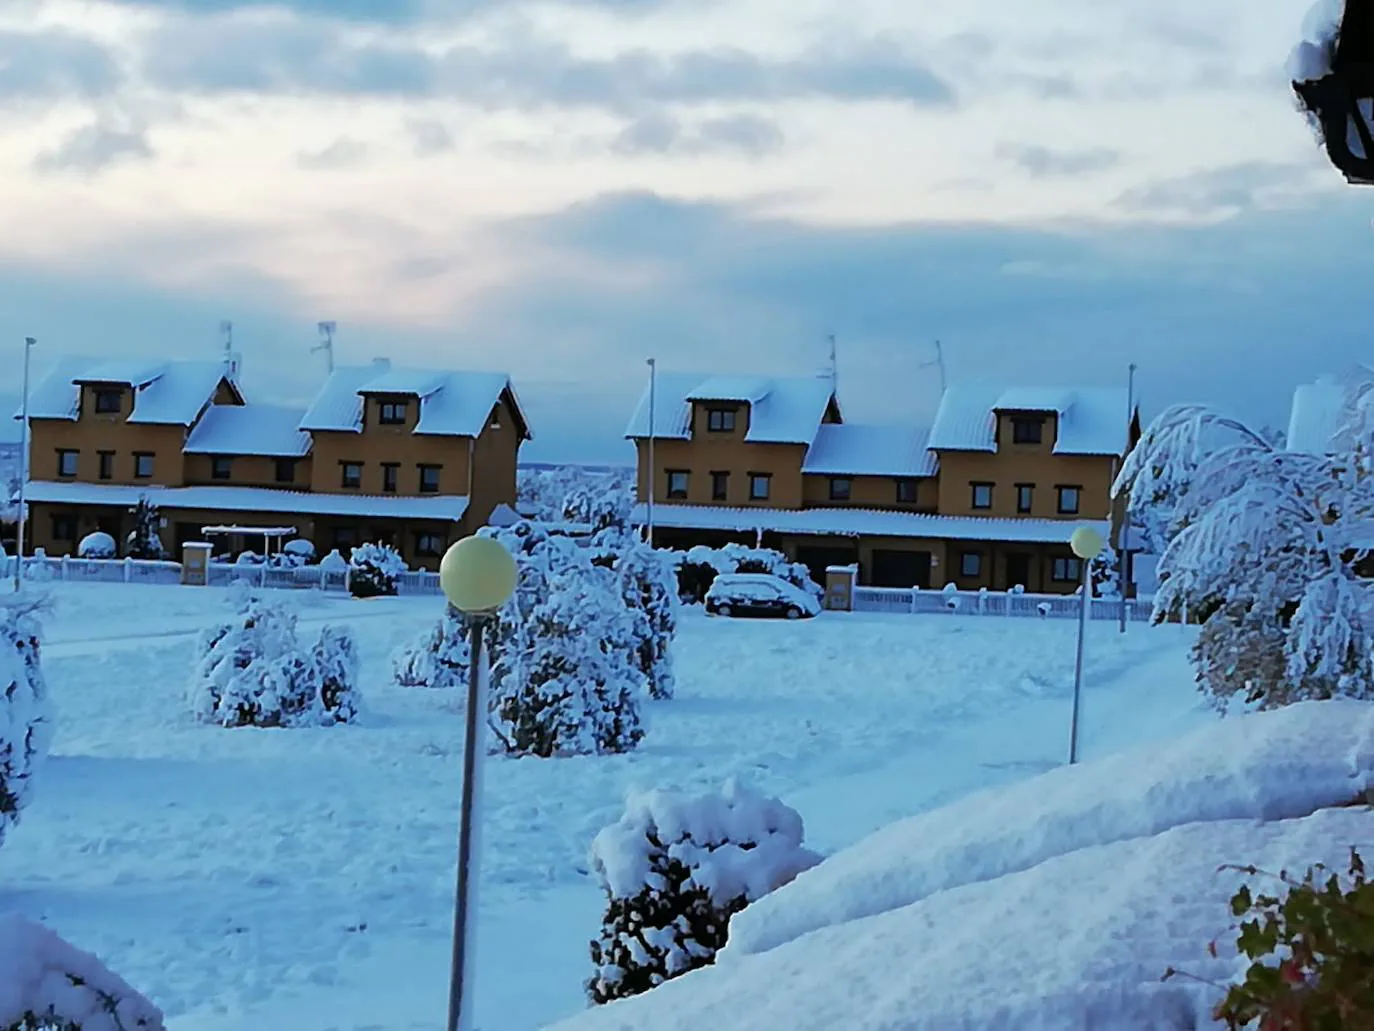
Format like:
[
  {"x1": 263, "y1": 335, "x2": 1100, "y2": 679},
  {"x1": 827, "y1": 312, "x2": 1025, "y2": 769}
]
[
  {"x1": 18, "y1": 356, "x2": 235, "y2": 427},
  {"x1": 802, "y1": 423, "x2": 938, "y2": 478},
  {"x1": 299, "y1": 361, "x2": 531, "y2": 439},
  {"x1": 626, "y1": 371, "x2": 839, "y2": 445},
  {"x1": 928, "y1": 382, "x2": 1133, "y2": 456},
  {"x1": 1286, "y1": 377, "x2": 1347, "y2": 455},
  {"x1": 185, "y1": 404, "x2": 313, "y2": 457}
]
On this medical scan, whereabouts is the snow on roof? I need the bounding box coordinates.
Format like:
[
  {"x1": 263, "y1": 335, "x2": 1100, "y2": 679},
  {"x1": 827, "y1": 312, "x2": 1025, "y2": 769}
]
[
  {"x1": 16, "y1": 356, "x2": 230, "y2": 427},
  {"x1": 19, "y1": 356, "x2": 90, "y2": 420},
  {"x1": 358, "y1": 368, "x2": 446, "y2": 398},
  {"x1": 630, "y1": 503, "x2": 1104, "y2": 544},
  {"x1": 928, "y1": 382, "x2": 1131, "y2": 456},
  {"x1": 22, "y1": 480, "x2": 470, "y2": 521},
  {"x1": 802, "y1": 423, "x2": 937, "y2": 478},
  {"x1": 1286, "y1": 377, "x2": 1347, "y2": 455},
  {"x1": 626, "y1": 372, "x2": 838, "y2": 445},
  {"x1": 184, "y1": 404, "x2": 312, "y2": 457},
  {"x1": 71, "y1": 360, "x2": 165, "y2": 386},
  {"x1": 300, "y1": 364, "x2": 526, "y2": 439}
]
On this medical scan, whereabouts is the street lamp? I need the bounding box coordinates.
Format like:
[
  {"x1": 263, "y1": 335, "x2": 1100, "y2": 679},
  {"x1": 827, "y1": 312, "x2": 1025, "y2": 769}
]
[
  {"x1": 1067, "y1": 525, "x2": 1104, "y2": 765},
  {"x1": 438, "y1": 534, "x2": 519, "y2": 1031},
  {"x1": 13, "y1": 337, "x2": 35, "y2": 593},
  {"x1": 1292, "y1": 0, "x2": 1374, "y2": 185}
]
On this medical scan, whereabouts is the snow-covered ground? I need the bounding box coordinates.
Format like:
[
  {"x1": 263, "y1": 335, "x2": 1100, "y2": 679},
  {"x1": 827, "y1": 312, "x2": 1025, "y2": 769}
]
[{"x1": 0, "y1": 581, "x2": 1207, "y2": 1029}]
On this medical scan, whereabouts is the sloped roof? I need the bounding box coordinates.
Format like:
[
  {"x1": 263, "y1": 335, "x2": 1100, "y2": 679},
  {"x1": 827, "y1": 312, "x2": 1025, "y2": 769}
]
[
  {"x1": 17, "y1": 356, "x2": 233, "y2": 427},
  {"x1": 1286, "y1": 377, "x2": 1346, "y2": 455},
  {"x1": 184, "y1": 404, "x2": 313, "y2": 458},
  {"x1": 72, "y1": 360, "x2": 165, "y2": 387},
  {"x1": 300, "y1": 362, "x2": 530, "y2": 439},
  {"x1": 626, "y1": 372, "x2": 838, "y2": 445},
  {"x1": 928, "y1": 382, "x2": 1132, "y2": 456},
  {"x1": 802, "y1": 423, "x2": 937, "y2": 478}
]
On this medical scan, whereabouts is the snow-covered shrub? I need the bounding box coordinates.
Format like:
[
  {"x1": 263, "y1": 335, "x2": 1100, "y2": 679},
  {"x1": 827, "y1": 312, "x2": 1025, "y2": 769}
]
[
  {"x1": 392, "y1": 605, "x2": 470, "y2": 689},
  {"x1": 563, "y1": 482, "x2": 632, "y2": 533},
  {"x1": 284, "y1": 538, "x2": 315, "y2": 563},
  {"x1": 349, "y1": 542, "x2": 404, "y2": 598},
  {"x1": 76, "y1": 532, "x2": 116, "y2": 560},
  {"x1": 126, "y1": 497, "x2": 163, "y2": 560},
  {"x1": 0, "y1": 913, "x2": 165, "y2": 1030},
  {"x1": 673, "y1": 545, "x2": 821, "y2": 605},
  {"x1": 1091, "y1": 543, "x2": 1122, "y2": 598},
  {"x1": 0, "y1": 596, "x2": 50, "y2": 851},
  {"x1": 518, "y1": 465, "x2": 635, "y2": 523},
  {"x1": 23, "y1": 550, "x2": 54, "y2": 583},
  {"x1": 319, "y1": 549, "x2": 348, "y2": 572},
  {"x1": 586, "y1": 779, "x2": 821, "y2": 1004},
  {"x1": 312, "y1": 625, "x2": 362, "y2": 722},
  {"x1": 234, "y1": 550, "x2": 263, "y2": 566},
  {"x1": 591, "y1": 528, "x2": 678, "y2": 702}
]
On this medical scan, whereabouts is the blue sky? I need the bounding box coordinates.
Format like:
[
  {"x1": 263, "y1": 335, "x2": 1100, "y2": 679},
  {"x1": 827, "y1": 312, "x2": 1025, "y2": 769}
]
[{"x1": 0, "y1": 0, "x2": 1365, "y2": 462}]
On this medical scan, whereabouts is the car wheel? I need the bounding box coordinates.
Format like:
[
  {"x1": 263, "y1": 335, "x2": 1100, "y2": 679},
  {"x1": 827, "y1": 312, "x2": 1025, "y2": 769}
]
[
  {"x1": 785, "y1": 606, "x2": 803, "y2": 620},
  {"x1": 717, "y1": 603, "x2": 733, "y2": 618}
]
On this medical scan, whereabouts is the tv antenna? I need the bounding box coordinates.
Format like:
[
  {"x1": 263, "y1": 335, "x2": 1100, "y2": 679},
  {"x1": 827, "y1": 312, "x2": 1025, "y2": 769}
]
[
  {"x1": 314, "y1": 321, "x2": 337, "y2": 373},
  {"x1": 219, "y1": 319, "x2": 233, "y2": 356},
  {"x1": 825, "y1": 332, "x2": 838, "y2": 393},
  {"x1": 919, "y1": 338, "x2": 947, "y2": 394}
]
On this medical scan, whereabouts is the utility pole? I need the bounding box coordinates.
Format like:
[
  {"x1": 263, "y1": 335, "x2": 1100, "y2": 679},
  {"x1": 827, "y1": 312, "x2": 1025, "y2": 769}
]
[
  {"x1": 645, "y1": 358, "x2": 656, "y2": 547},
  {"x1": 314, "y1": 321, "x2": 337, "y2": 374},
  {"x1": 14, "y1": 337, "x2": 35, "y2": 592},
  {"x1": 1118, "y1": 362, "x2": 1138, "y2": 634}
]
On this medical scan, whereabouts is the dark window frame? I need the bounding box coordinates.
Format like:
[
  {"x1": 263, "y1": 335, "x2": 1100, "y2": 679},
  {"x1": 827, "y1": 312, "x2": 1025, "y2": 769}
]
[
  {"x1": 1011, "y1": 417, "x2": 1044, "y2": 445},
  {"x1": 97, "y1": 451, "x2": 114, "y2": 481},
  {"x1": 1052, "y1": 556, "x2": 1084, "y2": 582},
  {"x1": 829, "y1": 477, "x2": 852, "y2": 502},
  {"x1": 416, "y1": 532, "x2": 445, "y2": 557},
  {"x1": 51, "y1": 513, "x2": 77, "y2": 541},
  {"x1": 340, "y1": 461, "x2": 363, "y2": 489},
  {"x1": 93, "y1": 389, "x2": 122, "y2": 415},
  {"x1": 666, "y1": 469, "x2": 689, "y2": 500},
  {"x1": 960, "y1": 551, "x2": 982, "y2": 578},
  {"x1": 970, "y1": 481, "x2": 993, "y2": 510},
  {"x1": 895, "y1": 478, "x2": 918, "y2": 504},
  {"x1": 381, "y1": 462, "x2": 399, "y2": 494},
  {"x1": 133, "y1": 452, "x2": 154, "y2": 479},
  {"x1": 56, "y1": 449, "x2": 78, "y2": 479},
  {"x1": 210, "y1": 456, "x2": 233, "y2": 481},
  {"x1": 1056, "y1": 484, "x2": 1082, "y2": 515},
  {"x1": 710, "y1": 470, "x2": 729, "y2": 502},
  {"x1": 274, "y1": 459, "x2": 295, "y2": 484},
  {"x1": 1015, "y1": 482, "x2": 1034, "y2": 515},
  {"x1": 418, "y1": 464, "x2": 441, "y2": 494},
  {"x1": 379, "y1": 400, "x2": 408, "y2": 426},
  {"x1": 706, "y1": 407, "x2": 737, "y2": 433},
  {"x1": 748, "y1": 472, "x2": 772, "y2": 501}
]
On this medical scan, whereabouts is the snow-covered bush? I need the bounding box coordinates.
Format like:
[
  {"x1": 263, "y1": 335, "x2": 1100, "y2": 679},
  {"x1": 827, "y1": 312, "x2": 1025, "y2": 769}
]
[
  {"x1": 1091, "y1": 544, "x2": 1122, "y2": 599},
  {"x1": 0, "y1": 596, "x2": 50, "y2": 851},
  {"x1": 0, "y1": 913, "x2": 165, "y2": 1030},
  {"x1": 234, "y1": 550, "x2": 263, "y2": 566},
  {"x1": 284, "y1": 538, "x2": 315, "y2": 563},
  {"x1": 348, "y1": 542, "x2": 404, "y2": 598},
  {"x1": 592, "y1": 528, "x2": 678, "y2": 702},
  {"x1": 673, "y1": 545, "x2": 822, "y2": 605},
  {"x1": 563, "y1": 482, "x2": 632, "y2": 533},
  {"x1": 23, "y1": 550, "x2": 54, "y2": 583},
  {"x1": 587, "y1": 779, "x2": 821, "y2": 1004},
  {"x1": 392, "y1": 605, "x2": 470, "y2": 689},
  {"x1": 188, "y1": 587, "x2": 362, "y2": 728},
  {"x1": 319, "y1": 549, "x2": 348, "y2": 572},
  {"x1": 126, "y1": 497, "x2": 163, "y2": 560},
  {"x1": 76, "y1": 532, "x2": 116, "y2": 560},
  {"x1": 517, "y1": 465, "x2": 635, "y2": 523}
]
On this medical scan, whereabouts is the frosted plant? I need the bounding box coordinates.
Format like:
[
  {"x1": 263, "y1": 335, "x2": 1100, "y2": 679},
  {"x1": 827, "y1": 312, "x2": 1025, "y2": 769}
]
[
  {"x1": 517, "y1": 465, "x2": 634, "y2": 523},
  {"x1": 392, "y1": 604, "x2": 471, "y2": 689},
  {"x1": 562, "y1": 480, "x2": 633, "y2": 533},
  {"x1": 0, "y1": 595, "x2": 51, "y2": 851},
  {"x1": 591, "y1": 527, "x2": 679, "y2": 701},
  {"x1": 127, "y1": 496, "x2": 164, "y2": 559},
  {"x1": 312, "y1": 624, "x2": 362, "y2": 723},
  {"x1": 348, "y1": 542, "x2": 405, "y2": 598},
  {"x1": 76, "y1": 532, "x2": 116, "y2": 559}
]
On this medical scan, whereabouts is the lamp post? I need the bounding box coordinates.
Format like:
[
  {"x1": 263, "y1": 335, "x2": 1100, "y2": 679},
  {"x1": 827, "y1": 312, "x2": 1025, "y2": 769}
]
[
  {"x1": 438, "y1": 534, "x2": 519, "y2": 1031},
  {"x1": 1292, "y1": 0, "x2": 1374, "y2": 185},
  {"x1": 1067, "y1": 525, "x2": 1105, "y2": 765},
  {"x1": 645, "y1": 358, "x2": 656, "y2": 547},
  {"x1": 13, "y1": 337, "x2": 35, "y2": 593}
]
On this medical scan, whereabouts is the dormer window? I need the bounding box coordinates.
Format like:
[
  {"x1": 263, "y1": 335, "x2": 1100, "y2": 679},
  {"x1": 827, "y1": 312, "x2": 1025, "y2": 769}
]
[
  {"x1": 379, "y1": 401, "x2": 408, "y2": 426},
  {"x1": 94, "y1": 389, "x2": 121, "y2": 414},
  {"x1": 1011, "y1": 417, "x2": 1044, "y2": 445},
  {"x1": 490, "y1": 408, "x2": 502, "y2": 430},
  {"x1": 707, "y1": 408, "x2": 737, "y2": 433}
]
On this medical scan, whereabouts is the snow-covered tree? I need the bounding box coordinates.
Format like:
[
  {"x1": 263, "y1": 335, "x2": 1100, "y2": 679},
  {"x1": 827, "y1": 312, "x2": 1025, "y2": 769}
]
[
  {"x1": 562, "y1": 481, "x2": 633, "y2": 533},
  {"x1": 312, "y1": 625, "x2": 362, "y2": 723},
  {"x1": 127, "y1": 497, "x2": 164, "y2": 559},
  {"x1": 392, "y1": 604, "x2": 471, "y2": 689},
  {"x1": 0, "y1": 913, "x2": 165, "y2": 1030},
  {"x1": 587, "y1": 778, "x2": 821, "y2": 1004},
  {"x1": 77, "y1": 532, "x2": 116, "y2": 559},
  {"x1": 592, "y1": 527, "x2": 678, "y2": 701},
  {"x1": 517, "y1": 465, "x2": 635, "y2": 523},
  {"x1": 348, "y1": 542, "x2": 405, "y2": 598},
  {"x1": 673, "y1": 544, "x2": 823, "y2": 604},
  {"x1": 1090, "y1": 543, "x2": 1122, "y2": 599},
  {"x1": 0, "y1": 596, "x2": 50, "y2": 851}
]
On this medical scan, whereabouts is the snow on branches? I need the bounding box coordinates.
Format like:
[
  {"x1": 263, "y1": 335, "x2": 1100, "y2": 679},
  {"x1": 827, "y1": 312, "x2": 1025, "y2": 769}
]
[
  {"x1": 0, "y1": 595, "x2": 51, "y2": 851},
  {"x1": 348, "y1": 542, "x2": 405, "y2": 598},
  {"x1": 392, "y1": 604, "x2": 470, "y2": 689}
]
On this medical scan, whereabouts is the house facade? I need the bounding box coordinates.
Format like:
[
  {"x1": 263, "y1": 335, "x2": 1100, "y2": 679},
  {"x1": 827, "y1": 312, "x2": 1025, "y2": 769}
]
[
  {"x1": 17, "y1": 356, "x2": 530, "y2": 570},
  {"x1": 627, "y1": 374, "x2": 1139, "y2": 594}
]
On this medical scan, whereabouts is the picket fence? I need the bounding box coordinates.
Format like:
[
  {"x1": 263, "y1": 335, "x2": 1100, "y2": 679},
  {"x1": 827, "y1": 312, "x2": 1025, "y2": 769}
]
[{"x1": 851, "y1": 585, "x2": 1155, "y2": 622}]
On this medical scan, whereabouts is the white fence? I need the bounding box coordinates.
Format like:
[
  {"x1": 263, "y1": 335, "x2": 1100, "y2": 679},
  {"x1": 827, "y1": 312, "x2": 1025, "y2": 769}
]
[{"x1": 851, "y1": 585, "x2": 1154, "y2": 622}]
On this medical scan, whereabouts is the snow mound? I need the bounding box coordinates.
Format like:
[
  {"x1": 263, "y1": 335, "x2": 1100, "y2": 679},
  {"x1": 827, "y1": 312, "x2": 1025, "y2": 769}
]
[
  {"x1": 728, "y1": 699, "x2": 1374, "y2": 957},
  {"x1": 547, "y1": 806, "x2": 1371, "y2": 1031},
  {"x1": 77, "y1": 531, "x2": 116, "y2": 559},
  {"x1": 0, "y1": 913, "x2": 165, "y2": 1029}
]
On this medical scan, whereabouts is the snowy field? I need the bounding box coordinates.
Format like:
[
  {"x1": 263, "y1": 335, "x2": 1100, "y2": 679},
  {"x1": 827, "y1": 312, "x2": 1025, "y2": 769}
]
[{"x1": 0, "y1": 581, "x2": 1208, "y2": 1030}]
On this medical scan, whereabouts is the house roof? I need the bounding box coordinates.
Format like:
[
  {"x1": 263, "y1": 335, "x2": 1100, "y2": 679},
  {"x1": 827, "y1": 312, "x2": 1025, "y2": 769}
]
[
  {"x1": 928, "y1": 382, "x2": 1132, "y2": 456},
  {"x1": 1286, "y1": 377, "x2": 1347, "y2": 455},
  {"x1": 299, "y1": 360, "x2": 530, "y2": 439},
  {"x1": 631, "y1": 502, "x2": 1105, "y2": 544},
  {"x1": 184, "y1": 404, "x2": 313, "y2": 458},
  {"x1": 626, "y1": 371, "x2": 839, "y2": 445},
  {"x1": 20, "y1": 480, "x2": 470, "y2": 521},
  {"x1": 801, "y1": 423, "x2": 938, "y2": 478},
  {"x1": 19, "y1": 356, "x2": 235, "y2": 427}
]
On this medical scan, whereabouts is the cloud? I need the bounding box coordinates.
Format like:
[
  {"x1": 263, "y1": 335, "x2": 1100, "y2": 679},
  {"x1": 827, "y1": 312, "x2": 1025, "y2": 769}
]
[
  {"x1": 0, "y1": 29, "x2": 124, "y2": 103},
  {"x1": 32, "y1": 122, "x2": 154, "y2": 174},
  {"x1": 94, "y1": 0, "x2": 675, "y2": 24},
  {"x1": 407, "y1": 119, "x2": 456, "y2": 156},
  {"x1": 997, "y1": 143, "x2": 1120, "y2": 178},
  {"x1": 296, "y1": 138, "x2": 369, "y2": 169},
  {"x1": 611, "y1": 112, "x2": 783, "y2": 157},
  {"x1": 1117, "y1": 161, "x2": 1320, "y2": 217}
]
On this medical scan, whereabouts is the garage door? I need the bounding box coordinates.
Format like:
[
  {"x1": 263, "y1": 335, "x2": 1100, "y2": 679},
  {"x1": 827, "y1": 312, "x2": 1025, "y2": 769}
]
[{"x1": 871, "y1": 549, "x2": 932, "y2": 588}]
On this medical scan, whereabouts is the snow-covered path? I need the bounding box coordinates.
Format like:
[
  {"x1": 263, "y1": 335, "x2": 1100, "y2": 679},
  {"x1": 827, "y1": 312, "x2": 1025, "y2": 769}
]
[{"x1": 0, "y1": 583, "x2": 1205, "y2": 1030}]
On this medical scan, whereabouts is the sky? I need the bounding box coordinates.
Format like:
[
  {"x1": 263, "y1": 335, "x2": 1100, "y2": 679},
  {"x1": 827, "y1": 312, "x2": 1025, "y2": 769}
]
[{"x1": 0, "y1": 0, "x2": 1367, "y2": 462}]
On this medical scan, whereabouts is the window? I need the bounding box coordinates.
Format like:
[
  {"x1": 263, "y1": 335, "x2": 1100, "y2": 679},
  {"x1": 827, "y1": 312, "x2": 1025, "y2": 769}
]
[
  {"x1": 960, "y1": 551, "x2": 982, "y2": 578},
  {"x1": 274, "y1": 459, "x2": 295, "y2": 484},
  {"x1": 56, "y1": 449, "x2": 78, "y2": 478},
  {"x1": 98, "y1": 451, "x2": 114, "y2": 481},
  {"x1": 1016, "y1": 483, "x2": 1034, "y2": 514},
  {"x1": 1053, "y1": 556, "x2": 1084, "y2": 582},
  {"x1": 416, "y1": 532, "x2": 445, "y2": 557},
  {"x1": 134, "y1": 452, "x2": 154, "y2": 479},
  {"x1": 51, "y1": 513, "x2": 76, "y2": 541},
  {"x1": 895, "y1": 478, "x2": 918, "y2": 504},
  {"x1": 382, "y1": 463, "x2": 399, "y2": 494},
  {"x1": 749, "y1": 473, "x2": 771, "y2": 501},
  {"x1": 489, "y1": 407, "x2": 502, "y2": 430},
  {"x1": 706, "y1": 408, "x2": 737, "y2": 433},
  {"x1": 710, "y1": 471, "x2": 729, "y2": 502},
  {"x1": 379, "y1": 401, "x2": 408, "y2": 425},
  {"x1": 211, "y1": 457, "x2": 232, "y2": 481},
  {"x1": 829, "y1": 477, "x2": 852, "y2": 502},
  {"x1": 971, "y1": 482, "x2": 993, "y2": 510},
  {"x1": 1057, "y1": 485, "x2": 1081, "y2": 515},
  {"x1": 667, "y1": 470, "x2": 689, "y2": 499},
  {"x1": 418, "y1": 464, "x2": 441, "y2": 494},
  {"x1": 332, "y1": 526, "x2": 358, "y2": 552},
  {"x1": 1011, "y1": 418, "x2": 1044, "y2": 444},
  {"x1": 94, "y1": 389, "x2": 121, "y2": 415},
  {"x1": 340, "y1": 462, "x2": 362, "y2": 489}
]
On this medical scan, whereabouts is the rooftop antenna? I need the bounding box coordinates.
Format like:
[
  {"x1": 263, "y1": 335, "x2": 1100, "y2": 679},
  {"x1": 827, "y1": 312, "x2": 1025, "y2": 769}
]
[
  {"x1": 826, "y1": 332, "x2": 838, "y2": 394},
  {"x1": 219, "y1": 320, "x2": 242, "y2": 381},
  {"x1": 919, "y1": 338, "x2": 947, "y2": 395},
  {"x1": 314, "y1": 321, "x2": 337, "y2": 374}
]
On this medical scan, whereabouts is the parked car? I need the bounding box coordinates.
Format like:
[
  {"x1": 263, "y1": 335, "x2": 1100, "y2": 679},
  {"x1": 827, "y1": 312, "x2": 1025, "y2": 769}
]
[{"x1": 705, "y1": 573, "x2": 821, "y2": 620}]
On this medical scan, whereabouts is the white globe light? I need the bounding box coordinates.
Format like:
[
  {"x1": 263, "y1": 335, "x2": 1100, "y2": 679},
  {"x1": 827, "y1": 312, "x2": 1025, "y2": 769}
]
[
  {"x1": 1070, "y1": 526, "x2": 1105, "y2": 560},
  {"x1": 440, "y1": 535, "x2": 518, "y2": 613}
]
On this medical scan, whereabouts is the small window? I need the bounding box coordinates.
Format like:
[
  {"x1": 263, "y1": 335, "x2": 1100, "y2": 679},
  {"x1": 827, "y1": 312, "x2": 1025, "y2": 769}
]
[
  {"x1": 51, "y1": 514, "x2": 77, "y2": 541},
  {"x1": 710, "y1": 471, "x2": 729, "y2": 502},
  {"x1": 341, "y1": 462, "x2": 362, "y2": 489},
  {"x1": 667, "y1": 470, "x2": 689, "y2": 499},
  {"x1": 211, "y1": 457, "x2": 232, "y2": 481},
  {"x1": 895, "y1": 478, "x2": 918, "y2": 504},
  {"x1": 971, "y1": 482, "x2": 993, "y2": 510},
  {"x1": 94, "y1": 389, "x2": 121, "y2": 415},
  {"x1": 416, "y1": 532, "x2": 445, "y2": 557},
  {"x1": 1057, "y1": 485, "x2": 1081, "y2": 515},
  {"x1": 382, "y1": 463, "x2": 399, "y2": 494},
  {"x1": 332, "y1": 526, "x2": 358, "y2": 552},
  {"x1": 418, "y1": 464, "x2": 441, "y2": 494},
  {"x1": 707, "y1": 408, "x2": 737, "y2": 433},
  {"x1": 57, "y1": 449, "x2": 78, "y2": 478},
  {"x1": 1011, "y1": 418, "x2": 1043, "y2": 444},
  {"x1": 489, "y1": 407, "x2": 502, "y2": 430},
  {"x1": 749, "y1": 473, "x2": 771, "y2": 501},
  {"x1": 829, "y1": 477, "x2": 852, "y2": 502},
  {"x1": 379, "y1": 401, "x2": 408, "y2": 426},
  {"x1": 98, "y1": 451, "x2": 114, "y2": 481},
  {"x1": 1016, "y1": 483, "x2": 1034, "y2": 514},
  {"x1": 274, "y1": 459, "x2": 295, "y2": 484},
  {"x1": 134, "y1": 452, "x2": 154, "y2": 479},
  {"x1": 1053, "y1": 556, "x2": 1084, "y2": 582},
  {"x1": 960, "y1": 551, "x2": 982, "y2": 578}
]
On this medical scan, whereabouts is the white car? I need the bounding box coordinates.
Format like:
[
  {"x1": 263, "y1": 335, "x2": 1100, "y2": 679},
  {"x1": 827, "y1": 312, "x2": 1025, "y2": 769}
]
[{"x1": 704, "y1": 573, "x2": 822, "y2": 620}]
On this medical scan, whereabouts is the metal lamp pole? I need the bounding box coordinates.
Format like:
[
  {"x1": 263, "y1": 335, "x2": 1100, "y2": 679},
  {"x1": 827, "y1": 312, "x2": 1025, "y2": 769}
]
[
  {"x1": 645, "y1": 358, "x2": 656, "y2": 547},
  {"x1": 1067, "y1": 526, "x2": 1103, "y2": 765},
  {"x1": 1117, "y1": 361, "x2": 1137, "y2": 634},
  {"x1": 14, "y1": 337, "x2": 35, "y2": 592}
]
